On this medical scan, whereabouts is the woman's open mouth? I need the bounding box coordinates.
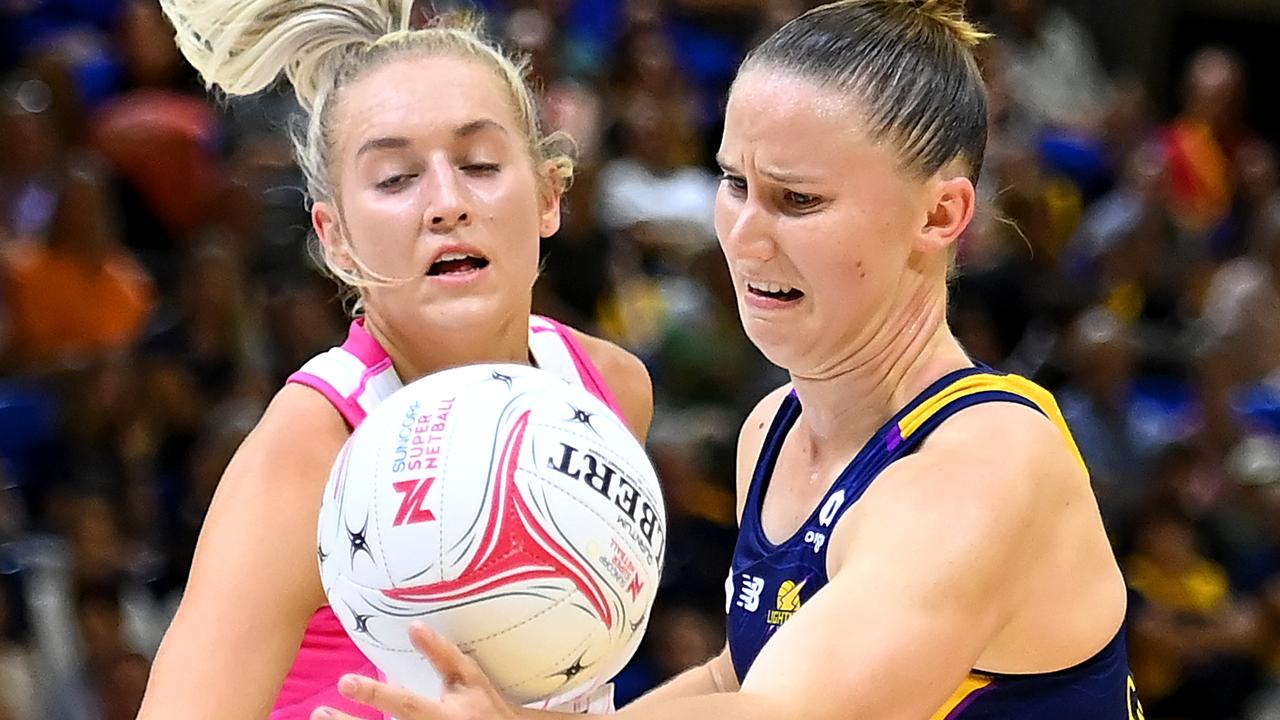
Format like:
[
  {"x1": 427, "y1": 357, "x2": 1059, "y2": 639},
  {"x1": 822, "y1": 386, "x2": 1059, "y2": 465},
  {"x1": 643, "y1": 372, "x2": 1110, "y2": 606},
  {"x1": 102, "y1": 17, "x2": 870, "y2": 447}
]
[{"x1": 426, "y1": 252, "x2": 490, "y2": 277}]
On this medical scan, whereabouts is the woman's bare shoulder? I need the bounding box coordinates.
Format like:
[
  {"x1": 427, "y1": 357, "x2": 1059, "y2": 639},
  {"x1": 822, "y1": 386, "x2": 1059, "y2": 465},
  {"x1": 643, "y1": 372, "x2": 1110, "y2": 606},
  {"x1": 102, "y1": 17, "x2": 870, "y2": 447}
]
[{"x1": 564, "y1": 326, "x2": 654, "y2": 442}]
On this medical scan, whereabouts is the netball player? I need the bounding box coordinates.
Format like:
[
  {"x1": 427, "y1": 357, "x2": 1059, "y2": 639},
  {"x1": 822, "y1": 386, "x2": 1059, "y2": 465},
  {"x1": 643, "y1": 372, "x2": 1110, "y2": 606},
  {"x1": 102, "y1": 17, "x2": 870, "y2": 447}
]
[
  {"x1": 317, "y1": 1, "x2": 1142, "y2": 719},
  {"x1": 134, "y1": 2, "x2": 652, "y2": 718}
]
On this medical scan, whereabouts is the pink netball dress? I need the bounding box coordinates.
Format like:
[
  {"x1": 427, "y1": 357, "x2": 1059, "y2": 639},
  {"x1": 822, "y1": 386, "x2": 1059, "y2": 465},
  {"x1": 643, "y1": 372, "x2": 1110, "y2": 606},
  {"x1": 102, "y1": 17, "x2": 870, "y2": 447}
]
[{"x1": 271, "y1": 315, "x2": 624, "y2": 719}]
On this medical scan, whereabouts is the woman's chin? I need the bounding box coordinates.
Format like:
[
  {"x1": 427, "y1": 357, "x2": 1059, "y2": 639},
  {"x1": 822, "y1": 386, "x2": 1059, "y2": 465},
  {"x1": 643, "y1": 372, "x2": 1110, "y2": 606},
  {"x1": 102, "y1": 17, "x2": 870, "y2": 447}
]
[{"x1": 408, "y1": 293, "x2": 531, "y2": 343}]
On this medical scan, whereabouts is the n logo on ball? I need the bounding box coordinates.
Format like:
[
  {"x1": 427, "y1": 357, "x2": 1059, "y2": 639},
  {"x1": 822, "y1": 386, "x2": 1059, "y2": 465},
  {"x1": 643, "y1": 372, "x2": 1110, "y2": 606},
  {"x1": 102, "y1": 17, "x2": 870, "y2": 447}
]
[{"x1": 392, "y1": 477, "x2": 438, "y2": 526}]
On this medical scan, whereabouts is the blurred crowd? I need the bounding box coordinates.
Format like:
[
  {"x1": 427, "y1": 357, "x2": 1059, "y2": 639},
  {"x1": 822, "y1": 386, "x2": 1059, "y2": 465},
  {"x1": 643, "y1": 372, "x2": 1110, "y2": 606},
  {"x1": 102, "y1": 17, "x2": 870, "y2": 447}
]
[{"x1": 0, "y1": 0, "x2": 1277, "y2": 718}]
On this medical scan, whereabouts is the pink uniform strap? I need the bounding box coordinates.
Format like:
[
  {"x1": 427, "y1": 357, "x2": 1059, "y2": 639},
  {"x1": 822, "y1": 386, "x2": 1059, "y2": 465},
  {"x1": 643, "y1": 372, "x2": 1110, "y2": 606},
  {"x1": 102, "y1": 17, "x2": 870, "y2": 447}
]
[
  {"x1": 287, "y1": 319, "x2": 402, "y2": 428},
  {"x1": 528, "y1": 315, "x2": 625, "y2": 418}
]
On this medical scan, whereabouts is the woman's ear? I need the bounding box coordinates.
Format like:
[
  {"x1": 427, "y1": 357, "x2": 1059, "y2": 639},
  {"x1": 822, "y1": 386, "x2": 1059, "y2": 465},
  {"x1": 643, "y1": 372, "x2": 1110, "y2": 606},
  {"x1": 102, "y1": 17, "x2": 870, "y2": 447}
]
[
  {"x1": 313, "y1": 200, "x2": 357, "y2": 272},
  {"x1": 537, "y1": 160, "x2": 565, "y2": 238},
  {"x1": 916, "y1": 174, "x2": 977, "y2": 255}
]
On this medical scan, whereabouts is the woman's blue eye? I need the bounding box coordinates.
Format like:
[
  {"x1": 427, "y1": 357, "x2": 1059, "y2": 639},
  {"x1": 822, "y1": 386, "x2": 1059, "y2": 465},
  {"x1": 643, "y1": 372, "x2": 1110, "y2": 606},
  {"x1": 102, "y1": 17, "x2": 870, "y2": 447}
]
[
  {"x1": 720, "y1": 173, "x2": 747, "y2": 192},
  {"x1": 787, "y1": 191, "x2": 820, "y2": 208}
]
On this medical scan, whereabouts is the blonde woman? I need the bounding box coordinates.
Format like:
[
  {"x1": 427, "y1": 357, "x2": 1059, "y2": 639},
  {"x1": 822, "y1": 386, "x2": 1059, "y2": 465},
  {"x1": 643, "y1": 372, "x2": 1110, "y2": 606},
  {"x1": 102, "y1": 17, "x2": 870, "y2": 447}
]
[{"x1": 136, "y1": 2, "x2": 652, "y2": 718}]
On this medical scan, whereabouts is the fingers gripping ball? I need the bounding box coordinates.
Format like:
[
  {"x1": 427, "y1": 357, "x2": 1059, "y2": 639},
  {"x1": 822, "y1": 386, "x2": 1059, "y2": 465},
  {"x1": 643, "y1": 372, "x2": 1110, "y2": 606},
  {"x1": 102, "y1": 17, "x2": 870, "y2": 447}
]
[{"x1": 317, "y1": 364, "x2": 665, "y2": 705}]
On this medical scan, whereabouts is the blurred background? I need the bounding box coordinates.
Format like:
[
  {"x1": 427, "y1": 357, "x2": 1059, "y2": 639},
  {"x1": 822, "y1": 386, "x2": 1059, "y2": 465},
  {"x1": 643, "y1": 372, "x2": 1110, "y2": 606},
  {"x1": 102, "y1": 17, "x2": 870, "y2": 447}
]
[{"x1": 1, "y1": 0, "x2": 1279, "y2": 718}]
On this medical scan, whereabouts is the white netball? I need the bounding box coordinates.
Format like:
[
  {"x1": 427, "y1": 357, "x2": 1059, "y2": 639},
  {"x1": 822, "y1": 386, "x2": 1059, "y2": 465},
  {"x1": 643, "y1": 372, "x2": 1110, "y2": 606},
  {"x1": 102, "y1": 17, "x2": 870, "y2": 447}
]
[{"x1": 317, "y1": 363, "x2": 665, "y2": 705}]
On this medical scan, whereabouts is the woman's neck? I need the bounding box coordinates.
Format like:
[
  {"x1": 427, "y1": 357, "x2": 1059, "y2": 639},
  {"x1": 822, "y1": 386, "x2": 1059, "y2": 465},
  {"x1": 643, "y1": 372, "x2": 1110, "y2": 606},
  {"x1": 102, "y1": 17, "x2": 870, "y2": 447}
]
[
  {"x1": 363, "y1": 311, "x2": 531, "y2": 383},
  {"x1": 789, "y1": 288, "x2": 972, "y2": 469}
]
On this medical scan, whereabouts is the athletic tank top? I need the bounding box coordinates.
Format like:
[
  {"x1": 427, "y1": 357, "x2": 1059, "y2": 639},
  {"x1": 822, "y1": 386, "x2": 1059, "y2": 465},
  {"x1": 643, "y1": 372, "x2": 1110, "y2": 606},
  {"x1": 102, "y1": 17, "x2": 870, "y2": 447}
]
[
  {"x1": 725, "y1": 367, "x2": 1143, "y2": 719},
  {"x1": 271, "y1": 315, "x2": 625, "y2": 719}
]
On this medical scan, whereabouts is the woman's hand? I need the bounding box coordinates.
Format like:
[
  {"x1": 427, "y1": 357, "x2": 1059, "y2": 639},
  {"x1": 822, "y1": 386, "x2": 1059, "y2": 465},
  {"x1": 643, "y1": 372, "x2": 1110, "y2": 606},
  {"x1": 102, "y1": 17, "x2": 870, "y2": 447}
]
[{"x1": 311, "y1": 623, "x2": 524, "y2": 720}]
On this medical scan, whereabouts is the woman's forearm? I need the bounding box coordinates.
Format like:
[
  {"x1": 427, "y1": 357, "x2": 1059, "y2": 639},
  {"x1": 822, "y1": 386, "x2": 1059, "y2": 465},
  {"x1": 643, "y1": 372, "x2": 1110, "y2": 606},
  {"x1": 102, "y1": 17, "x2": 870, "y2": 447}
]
[{"x1": 625, "y1": 664, "x2": 721, "y2": 710}]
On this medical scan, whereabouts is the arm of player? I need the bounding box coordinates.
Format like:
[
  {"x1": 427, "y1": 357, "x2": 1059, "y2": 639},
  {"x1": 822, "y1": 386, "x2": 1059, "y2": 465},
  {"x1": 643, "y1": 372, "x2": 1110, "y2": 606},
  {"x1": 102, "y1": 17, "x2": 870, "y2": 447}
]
[
  {"x1": 624, "y1": 645, "x2": 739, "y2": 709},
  {"x1": 615, "y1": 407, "x2": 1061, "y2": 720},
  {"x1": 138, "y1": 384, "x2": 349, "y2": 720},
  {"x1": 313, "y1": 405, "x2": 1059, "y2": 720}
]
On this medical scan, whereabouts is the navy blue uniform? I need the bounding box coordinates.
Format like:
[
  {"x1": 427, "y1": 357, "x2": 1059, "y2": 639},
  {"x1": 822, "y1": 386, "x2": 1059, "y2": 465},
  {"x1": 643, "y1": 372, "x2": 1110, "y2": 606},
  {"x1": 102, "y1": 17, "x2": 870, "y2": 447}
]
[{"x1": 725, "y1": 368, "x2": 1143, "y2": 719}]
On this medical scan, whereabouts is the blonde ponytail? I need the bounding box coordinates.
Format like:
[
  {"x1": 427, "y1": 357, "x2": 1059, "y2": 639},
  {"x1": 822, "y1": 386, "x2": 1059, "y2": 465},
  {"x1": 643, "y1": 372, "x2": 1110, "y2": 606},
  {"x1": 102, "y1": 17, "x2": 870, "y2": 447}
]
[{"x1": 159, "y1": 0, "x2": 414, "y2": 112}]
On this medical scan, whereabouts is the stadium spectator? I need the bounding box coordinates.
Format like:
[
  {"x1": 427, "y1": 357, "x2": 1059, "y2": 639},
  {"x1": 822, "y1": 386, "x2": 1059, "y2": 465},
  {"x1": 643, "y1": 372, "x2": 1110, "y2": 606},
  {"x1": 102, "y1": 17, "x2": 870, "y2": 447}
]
[{"x1": 1, "y1": 155, "x2": 153, "y2": 370}]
